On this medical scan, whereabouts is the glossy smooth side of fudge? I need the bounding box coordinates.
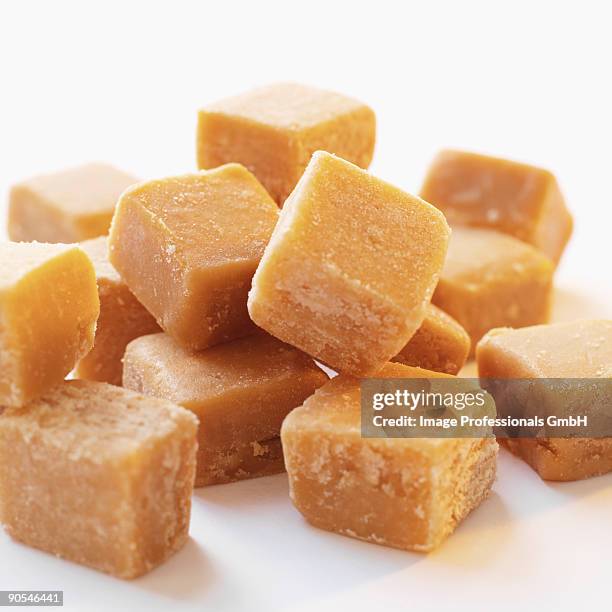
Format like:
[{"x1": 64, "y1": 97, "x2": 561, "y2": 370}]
[
  {"x1": 108, "y1": 164, "x2": 279, "y2": 350},
  {"x1": 123, "y1": 332, "x2": 328, "y2": 486},
  {"x1": 393, "y1": 304, "x2": 471, "y2": 374}
]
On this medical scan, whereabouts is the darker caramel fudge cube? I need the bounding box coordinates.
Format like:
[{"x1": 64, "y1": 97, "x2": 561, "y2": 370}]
[
  {"x1": 421, "y1": 150, "x2": 573, "y2": 264},
  {"x1": 248, "y1": 151, "x2": 450, "y2": 376},
  {"x1": 432, "y1": 227, "x2": 554, "y2": 352},
  {"x1": 282, "y1": 362, "x2": 498, "y2": 552},
  {"x1": 0, "y1": 381, "x2": 197, "y2": 578},
  {"x1": 109, "y1": 164, "x2": 279, "y2": 350},
  {"x1": 393, "y1": 304, "x2": 470, "y2": 374},
  {"x1": 9, "y1": 163, "x2": 138, "y2": 243},
  {"x1": 75, "y1": 237, "x2": 160, "y2": 386},
  {"x1": 197, "y1": 83, "x2": 376, "y2": 204},
  {"x1": 123, "y1": 332, "x2": 328, "y2": 486},
  {"x1": 477, "y1": 320, "x2": 612, "y2": 481}
]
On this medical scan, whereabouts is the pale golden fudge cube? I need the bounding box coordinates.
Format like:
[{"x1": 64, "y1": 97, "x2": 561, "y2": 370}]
[
  {"x1": 75, "y1": 237, "x2": 160, "y2": 385},
  {"x1": 123, "y1": 332, "x2": 328, "y2": 486},
  {"x1": 282, "y1": 362, "x2": 498, "y2": 552},
  {"x1": 197, "y1": 83, "x2": 376, "y2": 204},
  {"x1": 0, "y1": 242, "x2": 99, "y2": 407},
  {"x1": 432, "y1": 227, "x2": 553, "y2": 353},
  {"x1": 248, "y1": 152, "x2": 450, "y2": 376},
  {"x1": 477, "y1": 320, "x2": 612, "y2": 481},
  {"x1": 0, "y1": 380, "x2": 197, "y2": 578},
  {"x1": 109, "y1": 164, "x2": 279, "y2": 350},
  {"x1": 421, "y1": 150, "x2": 573, "y2": 265},
  {"x1": 393, "y1": 304, "x2": 470, "y2": 374},
  {"x1": 9, "y1": 163, "x2": 138, "y2": 243}
]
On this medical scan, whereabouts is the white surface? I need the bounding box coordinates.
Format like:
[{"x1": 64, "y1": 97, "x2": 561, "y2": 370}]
[{"x1": 0, "y1": 1, "x2": 611, "y2": 611}]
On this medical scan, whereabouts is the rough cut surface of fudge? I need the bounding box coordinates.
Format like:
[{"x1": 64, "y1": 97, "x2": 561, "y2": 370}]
[
  {"x1": 0, "y1": 242, "x2": 99, "y2": 407},
  {"x1": 9, "y1": 163, "x2": 138, "y2": 243},
  {"x1": 477, "y1": 320, "x2": 612, "y2": 481},
  {"x1": 123, "y1": 332, "x2": 328, "y2": 486},
  {"x1": 421, "y1": 150, "x2": 573, "y2": 264},
  {"x1": 0, "y1": 380, "x2": 198, "y2": 578},
  {"x1": 197, "y1": 82, "x2": 376, "y2": 204},
  {"x1": 248, "y1": 151, "x2": 450, "y2": 376},
  {"x1": 75, "y1": 237, "x2": 160, "y2": 385},
  {"x1": 281, "y1": 362, "x2": 498, "y2": 552}
]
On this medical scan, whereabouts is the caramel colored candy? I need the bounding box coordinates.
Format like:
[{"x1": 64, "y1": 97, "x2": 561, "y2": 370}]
[
  {"x1": 248, "y1": 151, "x2": 450, "y2": 376},
  {"x1": 8, "y1": 163, "x2": 138, "y2": 243},
  {"x1": 393, "y1": 304, "x2": 470, "y2": 374},
  {"x1": 108, "y1": 164, "x2": 279, "y2": 350},
  {"x1": 0, "y1": 242, "x2": 99, "y2": 407},
  {"x1": 0, "y1": 380, "x2": 197, "y2": 578},
  {"x1": 74, "y1": 237, "x2": 160, "y2": 385},
  {"x1": 281, "y1": 362, "x2": 498, "y2": 552},
  {"x1": 123, "y1": 332, "x2": 328, "y2": 486},
  {"x1": 421, "y1": 150, "x2": 573, "y2": 264},
  {"x1": 477, "y1": 320, "x2": 612, "y2": 481},
  {"x1": 432, "y1": 227, "x2": 553, "y2": 352},
  {"x1": 197, "y1": 83, "x2": 376, "y2": 204}
]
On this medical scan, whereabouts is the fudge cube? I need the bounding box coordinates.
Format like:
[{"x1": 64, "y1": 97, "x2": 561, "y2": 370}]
[
  {"x1": 197, "y1": 82, "x2": 376, "y2": 204},
  {"x1": 123, "y1": 332, "x2": 328, "y2": 486},
  {"x1": 9, "y1": 163, "x2": 138, "y2": 243},
  {"x1": 432, "y1": 227, "x2": 553, "y2": 352},
  {"x1": 75, "y1": 237, "x2": 160, "y2": 385},
  {"x1": 421, "y1": 150, "x2": 573, "y2": 264},
  {"x1": 0, "y1": 380, "x2": 198, "y2": 578},
  {"x1": 108, "y1": 164, "x2": 279, "y2": 350},
  {"x1": 248, "y1": 151, "x2": 450, "y2": 376},
  {"x1": 393, "y1": 304, "x2": 470, "y2": 374},
  {"x1": 477, "y1": 320, "x2": 612, "y2": 481},
  {"x1": 0, "y1": 242, "x2": 99, "y2": 407},
  {"x1": 281, "y1": 362, "x2": 498, "y2": 552}
]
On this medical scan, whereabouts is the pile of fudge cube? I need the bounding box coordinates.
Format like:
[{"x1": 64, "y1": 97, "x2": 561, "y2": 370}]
[{"x1": 0, "y1": 83, "x2": 610, "y2": 578}]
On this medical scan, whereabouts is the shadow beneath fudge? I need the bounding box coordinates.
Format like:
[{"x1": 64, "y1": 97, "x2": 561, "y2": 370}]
[
  {"x1": 543, "y1": 470, "x2": 612, "y2": 497},
  {"x1": 236, "y1": 516, "x2": 423, "y2": 607},
  {"x1": 430, "y1": 491, "x2": 513, "y2": 566},
  {"x1": 194, "y1": 473, "x2": 422, "y2": 606},
  {"x1": 497, "y1": 446, "x2": 612, "y2": 517},
  {"x1": 193, "y1": 471, "x2": 290, "y2": 508},
  {"x1": 134, "y1": 538, "x2": 215, "y2": 599}
]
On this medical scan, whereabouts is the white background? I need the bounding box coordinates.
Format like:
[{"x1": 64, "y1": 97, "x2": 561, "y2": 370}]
[{"x1": 0, "y1": 1, "x2": 611, "y2": 611}]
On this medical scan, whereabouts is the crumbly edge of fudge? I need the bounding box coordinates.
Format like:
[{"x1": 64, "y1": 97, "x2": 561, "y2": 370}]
[
  {"x1": 195, "y1": 437, "x2": 284, "y2": 487},
  {"x1": 428, "y1": 437, "x2": 498, "y2": 551},
  {"x1": 0, "y1": 383, "x2": 198, "y2": 579}
]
